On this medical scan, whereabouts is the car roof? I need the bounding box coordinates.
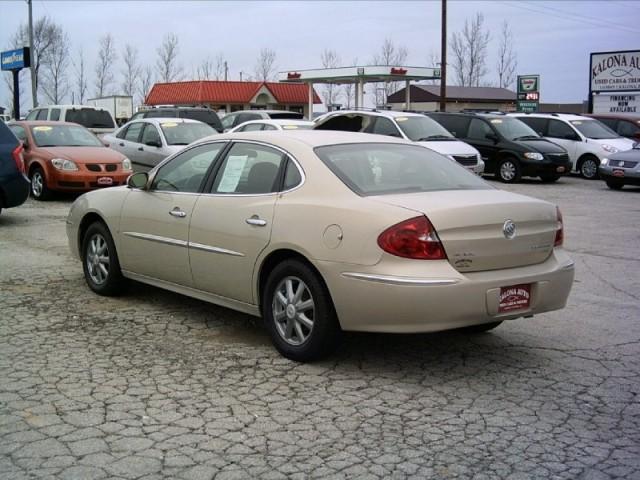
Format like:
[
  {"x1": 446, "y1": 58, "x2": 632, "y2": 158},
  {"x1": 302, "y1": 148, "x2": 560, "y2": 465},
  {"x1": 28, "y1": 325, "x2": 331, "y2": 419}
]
[
  {"x1": 129, "y1": 117, "x2": 204, "y2": 125},
  {"x1": 11, "y1": 120, "x2": 84, "y2": 128},
  {"x1": 585, "y1": 113, "x2": 640, "y2": 120},
  {"x1": 242, "y1": 119, "x2": 314, "y2": 126},
  {"x1": 322, "y1": 109, "x2": 425, "y2": 119},
  {"x1": 200, "y1": 130, "x2": 411, "y2": 148},
  {"x1": 512, "y1": 113, "x2": 592, "y2": 121}
]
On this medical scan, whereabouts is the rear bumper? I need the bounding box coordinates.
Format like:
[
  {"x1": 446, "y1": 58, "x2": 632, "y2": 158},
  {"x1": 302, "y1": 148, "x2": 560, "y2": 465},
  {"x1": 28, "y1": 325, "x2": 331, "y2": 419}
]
[
  {"x1": 317, "y1": 249, "x2": 575, "y2": 333},
  {"x1": 0, "y1": 172, "x2": 30, "y2": 208}
]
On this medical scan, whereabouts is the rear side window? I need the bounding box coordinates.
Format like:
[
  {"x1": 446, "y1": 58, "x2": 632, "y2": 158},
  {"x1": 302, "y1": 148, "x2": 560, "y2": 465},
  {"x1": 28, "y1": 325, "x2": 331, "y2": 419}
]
[
  {"x1": 596, "y1": 118, "x2": 617, "y2": 130},
  {"x1": 145, "y1": 109, "x2": 176, "y2": 118},
  {"x1": 269, "y1": 112, "x2": 304, "y2": 120},
  {"x1": 26, "y1": 109, "x2": 40, "y2": 120},
  {"x1": 124, "y1": 123, "x2": 144, "y2": 142},
  {"x1": 316, "y1": 115, "x2": 365, "y2": 132},
  {"x1": 50, "y1": 108, "x2": 61, "y2": 121},
  {"x1": 618, "y1": 120, "x2": 639, "y2": 137},
  {"x1": 236, "y1": 113, "x2": 262, "y2": 125},
  {"x1": 283, "y1": 158, "x2": 302, "y2": 190},
  {"x1": 36, "y1": 109, "x2": 48, "y2": 120},
  {"x1": 430, "y1": 115, "x2": 470, "y2": 138},
  {"x1": 518, "y1": 117, "x2": 547, "y2": 136},
  {"x1": 9, "y1": 125, "x2": 27, "y2": 142}
]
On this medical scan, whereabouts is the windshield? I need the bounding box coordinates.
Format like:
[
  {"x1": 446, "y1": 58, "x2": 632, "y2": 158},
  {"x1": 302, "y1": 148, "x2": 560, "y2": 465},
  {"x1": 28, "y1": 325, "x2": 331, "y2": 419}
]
[
  {"x1": 159, "y1": 122, "x2": 216, "y2": 145},
  {"x1": 31, "y1": 125, "x2": 103, "y2": 147},
  {"x1": 395, "y1": 116, "x2": 455, "y2": 141},
  {"x1": 64, "y1": 109, "x2": 115, "y2": 129},
  {"x1": 570, "y1": 120, "x2": 618, "y2": 139},
  {"x1": 488, "y1": 117, "x2": 540, "y2": 141},
  {"x1": 315, "y1": 143, "x2": 491, "y2": 196}
]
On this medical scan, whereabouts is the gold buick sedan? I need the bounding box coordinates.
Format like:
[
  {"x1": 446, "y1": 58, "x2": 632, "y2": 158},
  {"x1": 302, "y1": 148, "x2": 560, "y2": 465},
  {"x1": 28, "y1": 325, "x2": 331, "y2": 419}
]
[{"x1": 66, "y1": 131, "x2": 575, "y2": 361}]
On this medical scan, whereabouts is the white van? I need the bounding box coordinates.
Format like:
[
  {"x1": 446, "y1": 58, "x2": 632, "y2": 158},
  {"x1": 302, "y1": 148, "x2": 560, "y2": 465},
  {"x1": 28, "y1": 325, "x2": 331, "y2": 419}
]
[{"x1": 25, "y1": 105, "x2": 117, "y2": 136}]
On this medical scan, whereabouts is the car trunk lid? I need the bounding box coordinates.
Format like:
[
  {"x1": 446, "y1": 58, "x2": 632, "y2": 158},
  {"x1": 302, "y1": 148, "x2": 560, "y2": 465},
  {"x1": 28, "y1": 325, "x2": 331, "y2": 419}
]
[{"x1": 370, "y1": 189, "x2": 557, "y2": 272}]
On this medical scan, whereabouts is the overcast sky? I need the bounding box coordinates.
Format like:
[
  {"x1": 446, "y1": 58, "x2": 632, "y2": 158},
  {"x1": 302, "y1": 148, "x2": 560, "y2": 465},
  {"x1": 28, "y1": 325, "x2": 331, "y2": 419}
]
[{"x1": 1, "y1": 0, "x2": 639, "y2": 110}]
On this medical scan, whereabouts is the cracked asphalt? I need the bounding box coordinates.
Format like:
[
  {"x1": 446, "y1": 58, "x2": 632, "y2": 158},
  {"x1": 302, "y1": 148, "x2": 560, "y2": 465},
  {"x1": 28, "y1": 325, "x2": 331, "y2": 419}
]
[{"x1": 0, "y1": 176, "x2": 639, "y2": 480}]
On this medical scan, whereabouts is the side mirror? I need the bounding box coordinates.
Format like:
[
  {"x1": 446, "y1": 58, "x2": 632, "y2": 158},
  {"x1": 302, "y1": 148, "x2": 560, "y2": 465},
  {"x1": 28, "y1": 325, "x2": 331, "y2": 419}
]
[
  {"x1": 485, "y1": 132, "x2": 499, "y2": 142},
  {"x1": 127, "y1": 172, "x2": 148, "y2": 189},
  {"x1": 145, "y1": 140, "x2": 161, "y2": 148},
  {"x1": 21, "y1": 139, "x2": 29, "y2": 149}
]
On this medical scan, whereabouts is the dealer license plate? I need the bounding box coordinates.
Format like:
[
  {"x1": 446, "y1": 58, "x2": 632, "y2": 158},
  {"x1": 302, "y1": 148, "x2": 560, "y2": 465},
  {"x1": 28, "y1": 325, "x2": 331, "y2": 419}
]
[
  {"x1": 97, "y1": 177, "x2": 113, "y2": 185},
  {"x1": 499, "y1": 284, "x2": 531, "y2": 313}
]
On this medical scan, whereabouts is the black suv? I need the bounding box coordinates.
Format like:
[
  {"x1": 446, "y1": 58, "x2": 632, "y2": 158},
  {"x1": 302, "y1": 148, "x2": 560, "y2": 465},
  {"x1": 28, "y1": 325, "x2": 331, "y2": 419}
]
[
  {"x1": 0, "y1": 121, "x2": 29, "y2": 215},
  {"x1": 130, "y1": 107, "x2": 223, "y2": 133},
  {"x1": 427, "y1": 112, "x2": 572, "y2": 183}
]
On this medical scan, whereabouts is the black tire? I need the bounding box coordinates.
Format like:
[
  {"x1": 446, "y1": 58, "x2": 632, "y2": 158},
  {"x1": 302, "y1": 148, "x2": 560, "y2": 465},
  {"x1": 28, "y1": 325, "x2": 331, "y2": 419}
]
[
  {"x1": 460, "y1": 321, "x2": 503, "y2": 333},
  {"x1": 496, "y1": 158, "x2": 521, "y2": 183},
  {"x1": 81, "y1": 221, "x2": 126, "y2": 296},
  {"x1": 30, "y1": 166, "x2": 53, "y2": 200},
  {"x1": 578, "y1": 155, "x2": 600, "y2": 179},
  {"x1": 605, "y1": 179, "x2": 624, "y2": 190},
  {"x1": 539, "y1": 173, "x2": 560, "y2": 183},
  {"x1": 262, "y1": 259, "x2": 340, "y2": 362}
]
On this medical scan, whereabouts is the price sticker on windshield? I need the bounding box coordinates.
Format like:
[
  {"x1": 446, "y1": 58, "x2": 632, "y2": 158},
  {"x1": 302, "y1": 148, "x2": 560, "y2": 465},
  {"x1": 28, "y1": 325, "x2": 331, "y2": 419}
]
[
  {"x1": 33, "y1": 126, "x2": 53, "y2": 131},
  {"x1": 490, "y1": 119, "x2": 503, "y2": 124},
  {"x1": 283, "y1": 125, "x2": 299, "y2": 129},
  {"x1": 396, "y1": 117, "x2": 408, "y2": 122},
  {"x1": 161, "y1": 122, "x2": 178, "y2": 128}
]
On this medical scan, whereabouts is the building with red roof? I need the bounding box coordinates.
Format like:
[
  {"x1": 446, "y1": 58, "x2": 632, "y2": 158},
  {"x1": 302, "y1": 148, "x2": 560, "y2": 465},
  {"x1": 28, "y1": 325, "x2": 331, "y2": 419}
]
[{"x1": 145, "y1": 80, "x2": 322, "y2": 118}]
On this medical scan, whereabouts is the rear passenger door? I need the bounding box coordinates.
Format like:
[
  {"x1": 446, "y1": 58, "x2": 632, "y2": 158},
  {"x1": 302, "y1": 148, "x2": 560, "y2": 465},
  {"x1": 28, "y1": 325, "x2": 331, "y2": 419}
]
[
  {"x1": 114, "y1": 122, "x2": 145, "y2": 164},
  {"x1": 546, "y1": 119, "x2": 578, "y2": 164}
]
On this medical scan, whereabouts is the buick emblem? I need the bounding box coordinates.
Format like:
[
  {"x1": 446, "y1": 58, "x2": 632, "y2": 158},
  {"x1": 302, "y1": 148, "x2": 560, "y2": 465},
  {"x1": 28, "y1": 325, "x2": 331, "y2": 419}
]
[{"x1": 503, "y1": 220, "x2": 516, "y2": 239}]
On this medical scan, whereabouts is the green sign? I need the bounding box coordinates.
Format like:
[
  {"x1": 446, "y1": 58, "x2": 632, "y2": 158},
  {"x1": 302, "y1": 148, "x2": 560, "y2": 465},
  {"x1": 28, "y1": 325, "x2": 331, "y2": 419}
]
[
  {"x1": 518, "y1": 75, "x2": 540, "y2": 94},
  {"x1": 517, "y1": 101, "x2": 539, "y2": 113}
]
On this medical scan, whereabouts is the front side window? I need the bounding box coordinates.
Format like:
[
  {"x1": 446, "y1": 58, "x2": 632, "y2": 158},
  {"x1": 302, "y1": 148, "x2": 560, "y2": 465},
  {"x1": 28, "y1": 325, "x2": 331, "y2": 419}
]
[
  {"x1": 428, "y1": 115, "x2": 470, "y2": 138},
  {"x1": 221, "y1": 114, "x2": 236, "y2": 130},
  {"x1": 151, "y1": 143, "x2": 225, "y2": 193},
  {"x1": 124, "y1": 123, "x2": 144, "y2": 142},
  {"x1": 617, "y1": 121, "x2": 639, "y2": 137},
  {"x1": 467, "y1": 119, "x2": 494, "y2": 140},
  {"x1": 36, "y1": 109, "x2": 48, "y2": 120},
  {"x1": 211, "y1": 142, "x2": 285, "y2": 194},
  {"x1": 489, "y1": 117, "x2": 539, "y2": 141},
  {"x1": 517, "y1": 117, "x2": 548, "y2": 136},
  {"x1": 141, "y1": 124, "x2": 161, "y2": 146},
  {"x1": 395, "y1": 116, "x2": 454, "y2": 141},
  {"x1": 315, "y1": 143, "x2": 491, "y2": 196},
  {"x1": 239, "y1": 123, "x2": 265, "y2": 132},
  {"x1": 370, "y1": 117, "x2": 402, "y2": 137},
  {"x1": 9, "y1": 125, "x2": 27, "y2": 142},
  {"x1": 547, "y1": 119, "x2": 576, "y2": 139},
  {"x1": 26, "y1": 109, "x2": 40, "y2": 120}
]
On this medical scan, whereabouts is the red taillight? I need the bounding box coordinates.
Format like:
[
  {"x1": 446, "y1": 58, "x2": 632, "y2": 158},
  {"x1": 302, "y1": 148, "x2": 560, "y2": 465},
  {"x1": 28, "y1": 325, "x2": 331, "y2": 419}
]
[
  {"x1": 377, "y1": 215, "x2": 447, "y2": 260},
  {"x1": 12, "y1": 144, "x2": 25, "y2": 174},
  {"x1": 554, "y1": 206, "x2": 563, "y2": 247}
]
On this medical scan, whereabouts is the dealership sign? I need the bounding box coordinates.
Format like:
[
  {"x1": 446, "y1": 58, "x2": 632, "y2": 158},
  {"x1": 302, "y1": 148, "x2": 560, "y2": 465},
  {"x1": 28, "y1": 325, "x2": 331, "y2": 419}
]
[
  {"x1": 593, "y1": 94, "x2": 638, "y2": 113},
  {"x1": 590, "y1": 50, "x2": 640, "y2": 92},
  {"x1": 1, "y1": 47, "x2": 30, "y2": 71},
  {"x1": 517, "y1": 75, "x2": 540, "y2": 112}
]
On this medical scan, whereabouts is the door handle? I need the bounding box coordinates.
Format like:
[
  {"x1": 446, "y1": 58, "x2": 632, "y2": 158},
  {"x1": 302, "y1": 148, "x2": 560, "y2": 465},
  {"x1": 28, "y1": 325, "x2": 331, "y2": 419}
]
[
  {"x1": 169, "y1": 207, "x2": 187, "y2": 218},
  {"x1": 119, "y1": 142, "x2": 125, "y2": 147},
  {"x1": 246, "y1": 216, "x2": 267, "y2": 226},
  {"x1": 138, "y1": 146, "x2": 144, "y2": 151}
]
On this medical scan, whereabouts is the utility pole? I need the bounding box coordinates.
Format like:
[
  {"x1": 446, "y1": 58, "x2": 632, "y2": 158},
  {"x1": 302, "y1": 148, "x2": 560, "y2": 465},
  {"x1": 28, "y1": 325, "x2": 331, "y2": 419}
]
[
  {"x1": 224, "y1": 61, "x2": 228, "y2": 81},
  {"x1": 27, "y1": 0, "x2": 37, "y2": 108},
  {"x1": 439, "y1": 0, "x2": 447, "y2": 112},
  {"x1": 239, "y1": 71, "x2": 243, "y2": 81}
]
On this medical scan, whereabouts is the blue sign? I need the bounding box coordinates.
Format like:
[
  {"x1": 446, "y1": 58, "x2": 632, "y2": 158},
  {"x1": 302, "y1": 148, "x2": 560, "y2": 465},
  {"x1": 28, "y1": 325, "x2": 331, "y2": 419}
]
[{"x1": 1, "y1": 47, "x2": 30, "y2": 71}]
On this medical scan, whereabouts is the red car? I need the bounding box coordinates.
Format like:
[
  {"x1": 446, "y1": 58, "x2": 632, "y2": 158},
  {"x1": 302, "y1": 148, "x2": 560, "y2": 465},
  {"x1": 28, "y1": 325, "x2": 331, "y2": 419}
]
[
  {"x1": 585, "y1": 113, "x2": 640, "y2": 141},
  {"x1": 8, "y1": 121, "x2": 132, "y2": 200}
]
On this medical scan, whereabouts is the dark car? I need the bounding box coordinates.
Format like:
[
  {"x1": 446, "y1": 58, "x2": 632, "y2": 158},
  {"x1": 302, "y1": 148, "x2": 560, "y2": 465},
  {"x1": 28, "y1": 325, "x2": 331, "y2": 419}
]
[
  {"x1": 427, "y1": 112, "x2": 572, "y2": 183},
  {"x1": 599, "y1": 143, "x2": 640, "y2": 190},
  {"x1": 130, "y1": 107, "x2": 223, "y2": 133},
  {"x1": 585, "y1": 113, "x2": 640, "y2": 141},
  {"x1": 0, "y1": 121, "x2": 30, "y2": 215}
]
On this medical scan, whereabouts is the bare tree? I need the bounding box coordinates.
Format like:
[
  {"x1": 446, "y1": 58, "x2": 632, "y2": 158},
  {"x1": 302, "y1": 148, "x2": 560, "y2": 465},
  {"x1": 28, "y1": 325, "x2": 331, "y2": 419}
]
[
  {"x1": 94, "y1": 34, "x2": 117, "y2": 97},
  {"x1": 121, "y1": 44, "x2": 141, "y2": 97},
  {"x1": 371, "y1": 38, "x2": 408, "y2": 106},
  {"x1": 197, "y1": 53, "x2": 227, "y2": 80},
  {"x1": 496, "y1": 21, "x2": 517, "y2": 89},
  {"x1": 253, "y1": 48, "x2": 277, "y2": 82},
  {"x1": 424, "y1": 49, "x2": 441, "y2": 85},
  {"x1": 137, "y1": 66, "x2": 154, "y2": 104},
  {"x1": 41, "y1": 31, "x2": 70, "y2": 104},
  {"x1": 10, "y1": 16, "x2": 63, "y2": 106},
  {"x1": 156, "y1": 33, "x2": 182, "y2": 83},
  {"x1": 320, "y1": 49, "x2": 341, "y2": 107},
  {"x1": 71, "y1": 48, "x2": 88, "y2": 104},
  {"x1": 449, "y1": 12, "x2": 491, "y2": 87},
  {"x1": 342, "y1": 58, "x2": 358, "y2": 109}
]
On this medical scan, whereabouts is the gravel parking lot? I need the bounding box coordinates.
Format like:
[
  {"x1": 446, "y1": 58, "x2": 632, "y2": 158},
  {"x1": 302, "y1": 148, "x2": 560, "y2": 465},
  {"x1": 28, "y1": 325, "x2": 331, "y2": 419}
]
[{"x1": 1, "y1": 176, "x2": 639, "y2": 479}]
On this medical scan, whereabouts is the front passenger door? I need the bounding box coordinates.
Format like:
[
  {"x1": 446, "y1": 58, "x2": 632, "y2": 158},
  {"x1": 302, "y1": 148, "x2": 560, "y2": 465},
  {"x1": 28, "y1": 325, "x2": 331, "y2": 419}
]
[
  {"x1": 467, "y1": 119, "x2": 499, "y2": 171},
  {"x1": 118, "y1": 142, "x2": 227, "y2": 286}
]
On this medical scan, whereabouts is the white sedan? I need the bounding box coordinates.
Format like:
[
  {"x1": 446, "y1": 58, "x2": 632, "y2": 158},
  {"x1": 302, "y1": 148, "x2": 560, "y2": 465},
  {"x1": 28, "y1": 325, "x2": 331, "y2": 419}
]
[
  {"x1": 229, "y1": 119, "x2": 315, "y2": 133},
  {"x1": 66, "y1": 131, "x2": 574, "y2": 361}
]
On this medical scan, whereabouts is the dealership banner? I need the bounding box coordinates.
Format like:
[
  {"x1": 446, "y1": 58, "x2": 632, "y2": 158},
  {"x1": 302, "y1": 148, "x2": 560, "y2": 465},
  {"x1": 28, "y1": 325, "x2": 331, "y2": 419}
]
[
  {"x1": 590, "y1": 50, "x2": 640, "y2": 93},
  {"x1": 593, "y1": 94, "x2": 639, "y2": 114}
]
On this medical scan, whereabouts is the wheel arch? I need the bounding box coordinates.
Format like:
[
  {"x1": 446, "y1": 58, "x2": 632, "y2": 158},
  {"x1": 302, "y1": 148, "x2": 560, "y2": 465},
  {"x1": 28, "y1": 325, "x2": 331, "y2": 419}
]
[
  {"x1": 77, "y1": 211, "x2": 109, "y2": 258},
  {"x1": 256, "y1": 248, "x2": 331, "y2": 314}
]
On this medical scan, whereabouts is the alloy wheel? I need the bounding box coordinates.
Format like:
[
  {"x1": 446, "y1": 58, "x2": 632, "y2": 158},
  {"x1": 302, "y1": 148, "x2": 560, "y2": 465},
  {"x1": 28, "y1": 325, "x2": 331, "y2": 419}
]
[
  {"x1": 581, "y1": 159, "x2": 598, "y2": 179},
  {"x1": 86, "y1": 233, "x2": 110, "y2": 285},
  {"x1": 272, "y1": 276, "x2": 315, "y2": 346},
  {"x1": 31, "y1": 171, "x2": 43, "y2": 197}
]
